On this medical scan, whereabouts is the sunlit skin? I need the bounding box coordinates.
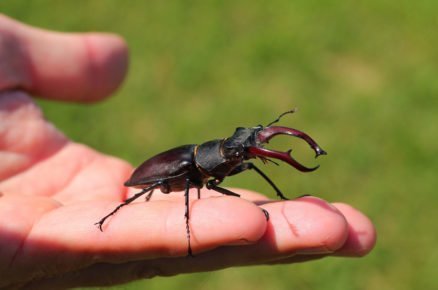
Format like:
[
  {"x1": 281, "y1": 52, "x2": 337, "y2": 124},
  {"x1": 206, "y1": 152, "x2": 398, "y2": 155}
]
[{"x1": 0, "y1": 14, "x2": 376, "y2": 289}]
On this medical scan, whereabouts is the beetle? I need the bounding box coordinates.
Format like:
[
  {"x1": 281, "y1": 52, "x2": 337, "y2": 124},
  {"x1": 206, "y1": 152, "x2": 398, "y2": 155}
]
[{"x1": 95, "y1": 109, "x2": 326, "y2": 255}]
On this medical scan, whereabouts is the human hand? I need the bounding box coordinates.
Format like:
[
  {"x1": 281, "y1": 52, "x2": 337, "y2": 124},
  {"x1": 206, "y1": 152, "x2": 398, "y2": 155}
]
[{"x1": 0, "y1": 14, "x2": 376, "y2": 289}]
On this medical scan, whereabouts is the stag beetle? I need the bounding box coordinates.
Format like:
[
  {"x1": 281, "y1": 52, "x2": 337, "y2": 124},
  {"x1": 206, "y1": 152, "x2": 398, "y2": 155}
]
[{"x1": 95, "y1": 110, "x2": 326, "y2": 256}]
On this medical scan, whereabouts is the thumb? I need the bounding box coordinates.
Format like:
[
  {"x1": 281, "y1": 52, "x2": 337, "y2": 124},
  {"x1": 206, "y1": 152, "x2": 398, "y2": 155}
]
[{"x1": 0, "y1": 14, "x2": 128, "y2": 102}]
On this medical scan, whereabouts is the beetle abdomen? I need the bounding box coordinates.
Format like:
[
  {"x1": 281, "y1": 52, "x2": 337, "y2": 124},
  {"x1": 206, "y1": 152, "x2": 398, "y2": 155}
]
[{"x1": 124, "y1": 144, "x2": 197, "y2": 187}]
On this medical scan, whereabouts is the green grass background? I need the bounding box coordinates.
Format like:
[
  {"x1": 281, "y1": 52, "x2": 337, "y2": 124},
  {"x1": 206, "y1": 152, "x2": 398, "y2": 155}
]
[{"x1": 2, "y1": 1, "x2": 437, "y2": 289}]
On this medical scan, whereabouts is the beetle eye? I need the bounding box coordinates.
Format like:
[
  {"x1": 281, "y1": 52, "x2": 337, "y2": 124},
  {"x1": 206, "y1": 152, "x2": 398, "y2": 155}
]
[{"x1": 223, "y1": 145, "x2": 243, "y2": 159}]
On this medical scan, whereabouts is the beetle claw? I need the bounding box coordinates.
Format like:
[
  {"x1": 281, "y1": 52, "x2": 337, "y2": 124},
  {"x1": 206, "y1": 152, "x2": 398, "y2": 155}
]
[{"x1": 95, "y1": 222, "x2": 104, "y2": 232}]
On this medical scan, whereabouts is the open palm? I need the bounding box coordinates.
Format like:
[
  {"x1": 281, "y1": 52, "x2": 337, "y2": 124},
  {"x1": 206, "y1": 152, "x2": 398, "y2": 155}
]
[{"x1": 0, "y1": 15, "x2": 376, "y2": 289}]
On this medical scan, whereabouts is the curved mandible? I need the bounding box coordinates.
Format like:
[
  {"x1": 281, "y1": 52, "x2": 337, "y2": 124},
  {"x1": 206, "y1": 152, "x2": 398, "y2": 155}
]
[
  {"x1": 257, "y1": 126, "x2": 327, "y2": 158},
  {"x1": 248, "y1": 146, "x2": 319, "y2": 172}
]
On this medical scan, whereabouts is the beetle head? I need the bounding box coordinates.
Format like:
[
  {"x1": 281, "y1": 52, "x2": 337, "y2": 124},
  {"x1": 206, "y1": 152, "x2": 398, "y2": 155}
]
[
  {"x1": 248, "y1": 126, "x2": 327, "y2": 172},
  {"x1": 222, "y1": 127, "x2": 253, "y2": 161}
]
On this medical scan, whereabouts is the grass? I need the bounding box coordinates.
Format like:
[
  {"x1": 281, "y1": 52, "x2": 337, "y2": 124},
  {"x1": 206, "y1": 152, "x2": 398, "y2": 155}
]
[{"x1": 2, "y1": 1, "x2": 437, "y2": 289}]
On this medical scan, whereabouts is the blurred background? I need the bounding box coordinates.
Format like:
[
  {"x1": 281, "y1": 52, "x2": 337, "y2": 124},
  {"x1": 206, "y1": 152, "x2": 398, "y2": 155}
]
[{"x1": 2, "y1": 1, "x2": 437, "y2": 289}]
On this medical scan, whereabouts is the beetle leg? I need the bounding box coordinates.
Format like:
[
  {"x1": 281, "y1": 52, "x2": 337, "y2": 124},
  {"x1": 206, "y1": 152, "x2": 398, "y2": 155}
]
[
  {"x1": 207, "y1": 179, "x2": 270, "y2": 221},
  {"x1": 229, "y1": 162, "x2": 288, "y2": 200},
  {"x1": 95, "y1": 182, "x2": 161, "y2": 231},
  {"x1": 184, "y1": 179, "x2": 194, "y2": 257},
  {"x1": 145, "y1": 189, "x2": 154, "y2": 202},
  {"x1": 206, "y1": 179, "x2": 241, "y2": 197},
  {"x1": 206, "y1": 179, "x2": 270, "y2": 221}
]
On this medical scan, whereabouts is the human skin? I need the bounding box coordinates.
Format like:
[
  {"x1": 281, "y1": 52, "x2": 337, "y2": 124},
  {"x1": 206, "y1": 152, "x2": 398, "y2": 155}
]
[{"x1": 0, "y1": 14, "x2": 376, "y2": 289}]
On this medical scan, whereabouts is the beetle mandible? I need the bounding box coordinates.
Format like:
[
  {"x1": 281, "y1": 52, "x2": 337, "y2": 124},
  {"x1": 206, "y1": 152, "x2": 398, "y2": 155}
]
[{"x1": 95, "y1": 109, "x2": 327, "y2": 256}]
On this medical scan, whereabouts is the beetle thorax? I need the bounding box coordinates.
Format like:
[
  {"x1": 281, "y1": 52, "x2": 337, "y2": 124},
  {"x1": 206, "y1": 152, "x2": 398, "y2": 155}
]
[{"x1": 194, "y1": 139, "x2": 242, "y2": 179}]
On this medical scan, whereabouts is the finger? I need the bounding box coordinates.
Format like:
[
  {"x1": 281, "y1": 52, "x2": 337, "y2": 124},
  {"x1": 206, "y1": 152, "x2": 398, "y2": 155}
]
[
  {"x1": 262, "y1": 201, "x2": 377, "y2": 265},
  {"x1": 330, "y1": 202, "x2": 376, "y2": 257},
  {"x1": 7, "y1": 196, "x2": 267, "y2": 284},
  {"x1": 108, "y1": 195, "x2": 347, "y2": 261},
  {"x1": 110, "y1": 197, "x2": 348, "y2": 270},
  {"x1": 11, "y1": 197, "x2": 368, "y2": 288},
  {"x1": 223, "y1": 193, "x2": 376, "y2": 258},
  {"x1": 17, "y1": 196, "x2": 348, "y2": 288},
  {"x1": 141, "y1": 198, "x2": 370, "y2": 270},
  {"x1": 199, "y1": 196, "x2": 349, "y2": 262},
  {"x1": 0, "y1": 14, "x2": 128, "y2": 102},
  {"x1": 3, "y1": 195, "x2": 267, "y2": 288}
]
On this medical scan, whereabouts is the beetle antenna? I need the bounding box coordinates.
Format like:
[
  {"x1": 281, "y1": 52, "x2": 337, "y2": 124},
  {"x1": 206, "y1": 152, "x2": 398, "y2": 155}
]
[
  {"x1": 266, "y1": 158, "x2": 280, "y2": 166},
  {"x1": 258, "y1": 156, "x2": 280, "y2": 166},
  {"x1": 266, "y1": 108, "x2": 298, "y2": 127}
]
